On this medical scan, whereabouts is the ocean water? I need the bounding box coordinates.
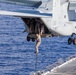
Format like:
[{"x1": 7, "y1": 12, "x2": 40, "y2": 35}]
[{"x1": 0, "y1": 2, "x2": 76, "y2": 75}]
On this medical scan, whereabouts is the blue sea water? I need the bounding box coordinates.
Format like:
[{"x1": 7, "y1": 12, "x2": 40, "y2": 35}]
[{"x1": 0, "y1": 2, "x2": 76, "y2": 75}]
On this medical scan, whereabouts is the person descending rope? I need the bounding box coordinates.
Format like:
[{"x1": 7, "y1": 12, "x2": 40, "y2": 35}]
[
  {"x1": 35, "y1": 33, "x2": 41, "y2": 54},
  {"x1": 35, "y1": 23, "x2": 44, "y2": 54}
]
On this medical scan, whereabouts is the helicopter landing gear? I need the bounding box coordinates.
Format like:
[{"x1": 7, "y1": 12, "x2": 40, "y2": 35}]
[
  {"x1": 73, "y1": 38, "x2": 76, "y2": 45},
  {"x1": 27, "y1": 36, "x2": 30, "y2": 42},
  {"x1": 68, "y1": 38, "x2": 73, "y2": 45},
  {"x1": 26, "y1": 34, "x2": 36, "y2": 42},
  {"x1": 68, "y1": 33, "x2": 76, "y2": 45}
]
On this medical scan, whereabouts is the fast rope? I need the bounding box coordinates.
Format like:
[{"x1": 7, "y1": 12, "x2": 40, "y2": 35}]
[{"x1": 35, "y1": 53, "x2": 38, "y2": 71}]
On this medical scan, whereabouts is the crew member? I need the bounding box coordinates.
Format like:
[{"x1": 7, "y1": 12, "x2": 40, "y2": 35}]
[
  {"x1": 35, "y1": 26, "x2": 44, "y2": 54},
  {"x1": 35, "y1": 33, "x2": 41, "y2": 54}
]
